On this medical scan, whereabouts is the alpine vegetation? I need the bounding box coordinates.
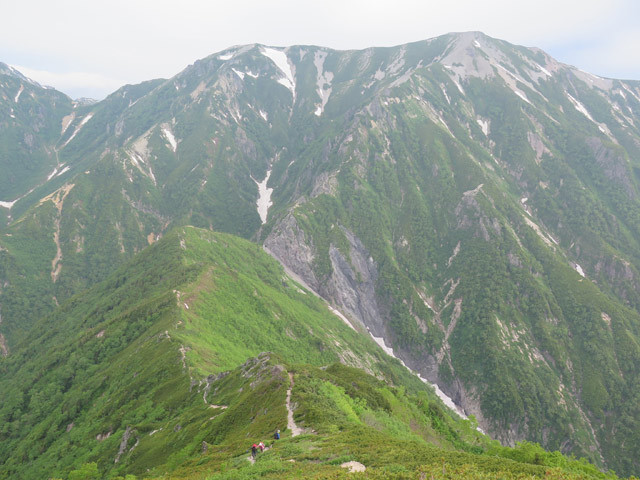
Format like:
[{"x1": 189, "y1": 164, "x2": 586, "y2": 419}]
[{"x1": 1, "y1": 32, "x2": 640, "y2": 478}]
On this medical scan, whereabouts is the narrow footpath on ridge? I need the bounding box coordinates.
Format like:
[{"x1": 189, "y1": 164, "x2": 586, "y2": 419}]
[
  {"x1": 286, "y1": 372, "x2": 303, "y2": 436},
  {"x1": 248, "y1": 370, "x2": 301, "y2": 464}
]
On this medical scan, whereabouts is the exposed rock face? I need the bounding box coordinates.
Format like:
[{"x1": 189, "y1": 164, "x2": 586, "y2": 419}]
[
  {"x1": 114, "y1": 426, "x2": 137, "y2": 463},
  {"x1": 587, "y1": 137, "x2": 636, "y2": 199},
  {"x1": 264, "y1": 214, "x2": 319, "y2": 291},
  {"x1": 325, "y1": 228, "x2": 385, "y2": 334},
  {"x1": 266, "y1": 217, "x2": 385, "y2": 333}
]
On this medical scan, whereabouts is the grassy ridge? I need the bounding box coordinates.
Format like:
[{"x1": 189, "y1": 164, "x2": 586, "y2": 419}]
[
  {"x1": 0, "y1": 227, "x2": 477, "y2": 478},
  {"x1": 155, "y1": 361, "x2": 621, "y2": 480}
]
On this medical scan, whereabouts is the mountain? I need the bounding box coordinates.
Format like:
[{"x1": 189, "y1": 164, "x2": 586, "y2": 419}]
[
  {"x1": 1, "y1": 32, "x2": 640, "y2": 475},
  {"x1": 0, "y1": 227, "x2": 485, "y2": 478},
  {"x1": 0, "y1": 227, "x2": 618, "y2": 479},
  {"x1": 0, "y1": 62, "x2": 73, "y2": 210}
]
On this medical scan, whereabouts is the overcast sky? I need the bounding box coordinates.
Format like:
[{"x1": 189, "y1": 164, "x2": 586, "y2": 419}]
[{"x1": 2, "y1": 0, "x2": 639, "y2": 99}]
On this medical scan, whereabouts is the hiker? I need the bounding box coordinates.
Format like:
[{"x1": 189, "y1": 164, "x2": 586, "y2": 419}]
[
  {"x1": 274, "y1": 429, "x2": 280, "y2": 440},
  {"x1": 251, "y1": 443, "x2": 257, "y2": 458},
  {"x1": 258, "y1": 441, "x2": 265, "y2": 452}
]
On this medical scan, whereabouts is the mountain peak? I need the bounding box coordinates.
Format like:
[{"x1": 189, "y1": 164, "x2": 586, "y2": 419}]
[{"x1": 0, "y1": 62, "x2": 41, "y2": 86}]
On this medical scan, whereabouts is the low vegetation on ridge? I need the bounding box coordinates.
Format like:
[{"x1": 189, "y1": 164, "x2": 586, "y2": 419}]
[{"x1": 0, "y1": 228, "x2": 629, "y2": 479}]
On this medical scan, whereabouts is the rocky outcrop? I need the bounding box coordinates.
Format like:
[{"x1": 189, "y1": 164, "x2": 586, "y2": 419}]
[
  {"x1": 264, "y1": 213, "x2": 320, "y2": 291},
  {"x1": 324, "y1": 228, "x2": 385, "y2": 334},
  {"x1": 114, "y1": 426, "x2": 138, "y2": 463},
  {"x1": 266, "y1": 216, "x2": 385, "y2": 333},
  {"x1": 587, "y1": 137, "x2": 636, "y2": 199}
]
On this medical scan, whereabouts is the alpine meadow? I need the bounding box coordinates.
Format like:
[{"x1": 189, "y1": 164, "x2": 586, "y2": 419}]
[{"x1": 1, "y1": 32, "x2": 640, "y2": 479}]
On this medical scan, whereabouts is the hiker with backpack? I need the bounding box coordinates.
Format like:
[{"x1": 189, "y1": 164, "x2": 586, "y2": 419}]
[{"x1": 274, "y1": 429, "x2": 280, "y2": 440}]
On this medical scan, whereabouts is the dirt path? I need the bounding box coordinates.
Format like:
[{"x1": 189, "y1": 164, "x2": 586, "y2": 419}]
[
  {"x1": 286, "y1": 372, "x2": 303, "y2": 436},
  {"x1": 247, "y1": 444, "x2": 271, "y2": 464}
]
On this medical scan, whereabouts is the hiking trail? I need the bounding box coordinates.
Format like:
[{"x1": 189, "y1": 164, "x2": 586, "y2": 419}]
[{"x1": 286, "y1": 372, "x2": 303, "y2": 436}]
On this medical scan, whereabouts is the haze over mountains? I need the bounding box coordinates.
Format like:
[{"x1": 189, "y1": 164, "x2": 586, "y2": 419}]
[{"x1": 1, "y1": 31, "x2": 640, "y2": 478}]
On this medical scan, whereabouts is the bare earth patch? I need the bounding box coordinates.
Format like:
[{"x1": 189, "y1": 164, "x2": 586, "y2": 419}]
[{"x1": 341, "y1": 461, "x2": 366, "y2": 472}]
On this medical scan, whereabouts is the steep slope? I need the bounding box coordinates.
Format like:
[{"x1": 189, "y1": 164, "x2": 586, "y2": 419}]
[
  {"x1": 0, "y1": 227, "x2": 621, "y2": 480},
  {"x1": 0, "y1": 63, "x2": 73, "y2": 211},
  {"x1": 261, "y1": 34, "x2": 640, "y2": 473},
  {"x1": 0, "y1": 227, "x2": 484, "y2": 479},
  {"x1": 1, "y1": 32, "x2": 640, "y2": 474}
]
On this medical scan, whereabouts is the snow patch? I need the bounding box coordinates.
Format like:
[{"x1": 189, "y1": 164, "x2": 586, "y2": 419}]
[
  {"x1": 47, "y1": 167, "x2": 59, "y2": 181},
  {"x1": 622, "y1": 84, "x2": 640, "y2": 103},
  {"x1": 440, "y1": 84, "x2": 450, "y2": 104},
  {"x1": 0, "y1": 200, "x2": 16, "y2": 209},
  {"x1": 261, "y1": 47, "x2": 295, "y2": 95},
  {"x1": 371, "y1": 333, "x2": 395, "y2": 357},
  {"x1": 452, "y1": 77, "x2": 465, "y2": 95},
  {"x1": 277, "y1": 78, "x2": 292, "y2": 91},
  {"x1": 535, "y1": 63, "x2": 552, "y2": 77},
  {"x1": 476, "y1": 117, "x2": 489, "y2": 136},
  {"x1": 219, "y1": 53, "x2": 233, "y2": 60},
  {"x1": 56, "y1": 166, "x2": 70, "y2": 177},
  {"x1": 62, "y1": 113, "x2": 93, "y2": 147},
  {"x1": 259, "y1": 110, "x2": 268, "y2": 121},
  {"x1": 496, "y1": 63, "x2": 524, "y2": 83},
  {"x1": 566, "y1": 93, "x2": 595, "y2": 122},
  {"x1": 162, "y1": 125, "x2": 178, "y2": 152},
  {"x1": 329, "y1": 306, "x2": 356, "y2": 331},
  {"x1": 14, "y1": 84, "x2": 24, "y2": 103},
  {"x1": 370, "y1": 332, "x2": 467, "y2": 418},
  {"x1": 564, "y1": 94, "x2": 613, "y2": 139},
  {"x1": 523, "y1": 216, "x2": 557, "y2": 247},
  {"x1": 514, "y1": 90, "x2": 532, "y2": 105},
  {"x1": 232, "y1": 68, "x2": 245, "y2": 80},
  {"x1": 473, "y1": 40, "x2": 481, "y2": 48},
  {"x1": 573, "y1": 263, "x2": 586, "y2": 278},
  {"x1": 313, "y1": 50, "x2": 333, "y2": 116},
  {"x1": 254, "y1": 169, "x2": 273, "y2": 224}
]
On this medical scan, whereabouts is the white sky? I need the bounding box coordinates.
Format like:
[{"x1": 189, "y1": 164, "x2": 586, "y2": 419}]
[{"x1": 2, "y1": 0, "x2": 639, "y2": 99}]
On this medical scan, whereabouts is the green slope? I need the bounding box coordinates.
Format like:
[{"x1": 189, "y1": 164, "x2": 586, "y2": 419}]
[
  {"x1": 0, "y1": 227, "x2": 482, "y2": 478},
  {"x1": 0, "y1": 63, "x2": 73, "y2": 202}
]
